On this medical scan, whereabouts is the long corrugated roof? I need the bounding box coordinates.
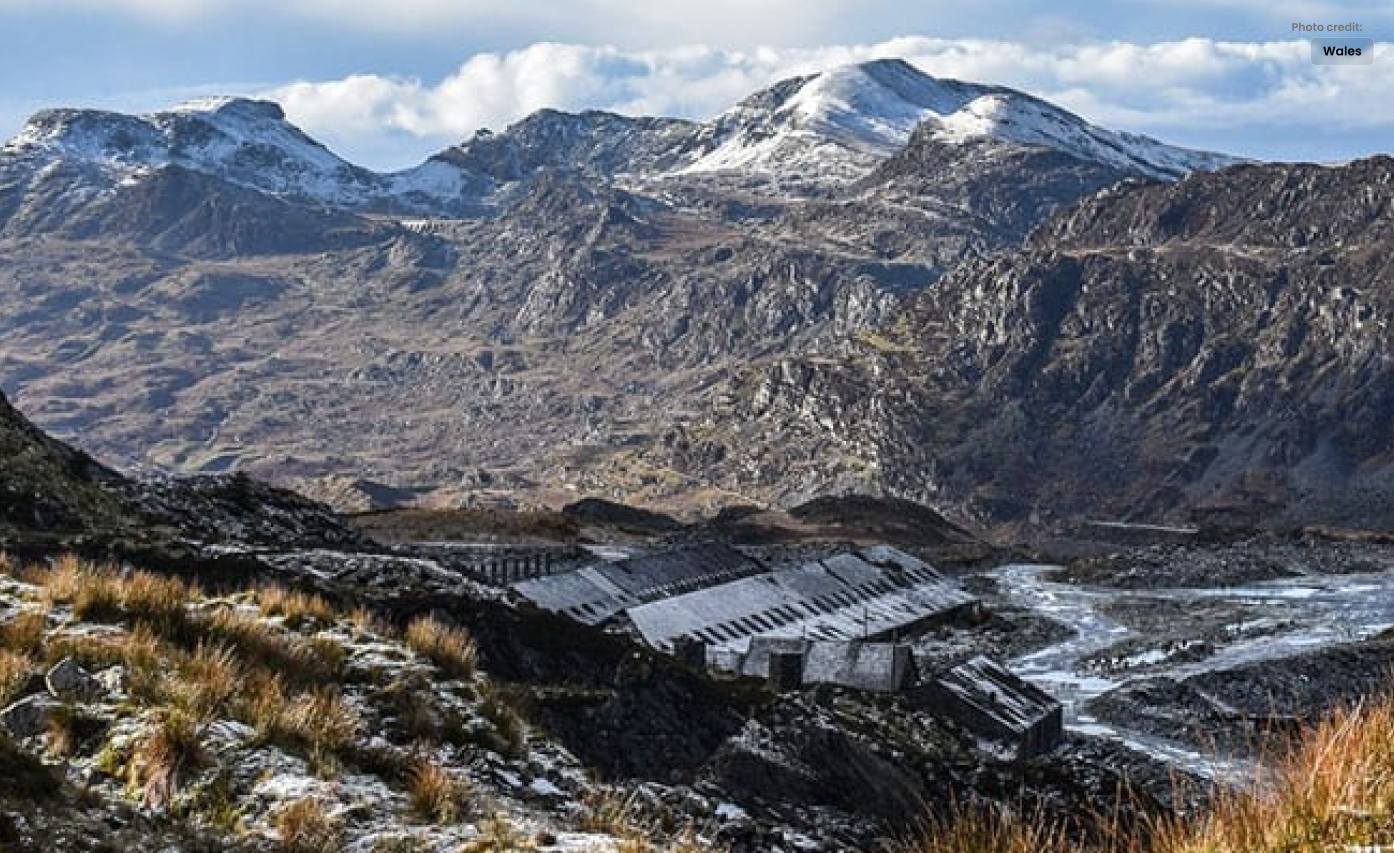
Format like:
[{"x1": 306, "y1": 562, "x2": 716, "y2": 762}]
[
  {"x1": 511, "y1": 543, "x2": 763, "y2": 625},
  {"x1": 626, "y1": 547, "x2": 976, "y2": 652}
]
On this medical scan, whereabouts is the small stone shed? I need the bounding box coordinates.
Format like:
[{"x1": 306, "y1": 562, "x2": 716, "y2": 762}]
[
  {"x1": 739, "y1": 638, "x2": 916, "y2": 693},
  {"x1": 916, "y1": 655, "x2": 1063, "y2": 759}
]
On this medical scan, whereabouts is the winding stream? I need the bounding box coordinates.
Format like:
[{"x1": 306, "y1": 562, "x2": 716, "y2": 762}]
[{"x1": 988, "y1": 563, "x2": 1394, "y2": 779}]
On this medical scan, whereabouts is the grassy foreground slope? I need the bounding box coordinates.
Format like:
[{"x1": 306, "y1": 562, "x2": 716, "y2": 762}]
[{"x1": 910, "y1": 676, "x2": 1394, "y2": 853}]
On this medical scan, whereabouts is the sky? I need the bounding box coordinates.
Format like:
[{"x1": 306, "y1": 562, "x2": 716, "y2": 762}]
[{"x1": 0, "y1": 0, "x2": 1390, "y2": 171}]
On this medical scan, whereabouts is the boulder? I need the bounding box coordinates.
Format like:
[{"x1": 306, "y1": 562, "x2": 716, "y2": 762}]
[
  {"x1": 1, "y1": 693, "x2": 62, "y2": 738},
  {"x1": 45, "y1": 656, "x2": 104, "y2": 702}
]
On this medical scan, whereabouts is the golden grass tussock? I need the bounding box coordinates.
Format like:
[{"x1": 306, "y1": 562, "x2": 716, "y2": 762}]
[
  {"x1": 1165, "y1": 699, "x2": 1394, "y2": 853},
  {"x1": 0, "y1": 609, "x2": 46, "y2": 655},
  {"x1": 904, "y1": 803, "x2": 1094, "y2": 853},
  {"x1": 406, "y1": 757, "x2": 471, "y2": 823},
  {"x1": 477, "y1": 679, "x2": 525, "y2": 755},
  {"x1": 35, "y1": 552, "x2": 88, "y2": 600},
  {"x1": 239, "y1": 671, "x2": 290, "y2": 742},
  {"x1": 71, "y1": 573, "x2": 125, "y2": 623},
  {"x1": 276, "y1": 686, "x2": 363, "y2": 764},
  {"x1": 904, "y1": 697, "x2": 1394, "y2": 853},
  {"x1": 171, "y1": 641, "x2": 243, "y2": 721},
  {"x1": 348, "y1": 605, "x2": 396, "y2": 639},
  {"x1": 276, "y1": 796, "x2": 343, "y2": 853},
  {"x1": 33, "y1": 557, "x2": 193, "y2": 630},
  {"x1": 405, "y1": 616, "x2": 477, "y2": 679},
  {"x1": 0, "y1": 648, "x2": 35, "y2": 706},
  {"x1": 128, "y1": 707, "x2": 207, "y2": 808},
  {"x1": 457, "y1": 813, "x2": 534, "y2": 853},
  {"x1": 205, "y1": 604, "x2": 344, "y2": 686},
  {"x1": 258, "y1": 584, "x2": 337, "y2": 629},
  {"x1": 120, "y1": 570, "x2": 190, "y2": 630},
  {"x1": 579, "y1": 787, "x2": 647, "y2": 837}
]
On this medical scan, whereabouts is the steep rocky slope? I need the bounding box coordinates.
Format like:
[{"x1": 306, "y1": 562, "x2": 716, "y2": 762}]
[
  {"x1": 0, "y1": 388, "x2": 361, "y2": 549},
  {"x1": 0, "y1": 390, "x2": 139, "y2": 540},
  {"x1": 711, "y1": 157, "x2": 1394, "y2": 529}
]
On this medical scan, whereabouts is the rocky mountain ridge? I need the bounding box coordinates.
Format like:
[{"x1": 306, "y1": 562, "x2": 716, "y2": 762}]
[
  {"x1": 2, "y1": 60, "x2": 1234, "y2": 214},
  {"x1": 0, "y1": 57, "x2": 1271, "y2": 525},
  {"x1": 706, "y1": 156, "x2": 1394, "y2": 529}
]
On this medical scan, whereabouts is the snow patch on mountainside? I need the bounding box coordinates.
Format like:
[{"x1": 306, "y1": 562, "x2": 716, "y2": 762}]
[
  {"x1": 0, "y1": 59, "x2": 1240, "y2": 213},
  {"x1": 675, "y1": 58, "x2": 1237, "y2": 182},
  {"x1": 926, "y1": 91, "x2": 1236, "y2": 179},
  {"x1": 0, "y1": 98, "x2": 475, "y2": 211}
]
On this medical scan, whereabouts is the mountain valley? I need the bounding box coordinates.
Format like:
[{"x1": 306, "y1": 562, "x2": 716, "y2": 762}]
[{"x1": 3, "y1": 52, "x2": 1394, "y2": 853}]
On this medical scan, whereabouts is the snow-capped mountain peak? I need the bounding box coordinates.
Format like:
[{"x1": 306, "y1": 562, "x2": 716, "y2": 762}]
[
  {"x1": 3, "y1": 97, "x2": 384, "y2": 204},
  {"x1": 780, "y1": 59, "x2": 996, "y2": 154},
  {"x1": 676, "y1": 57, "x2": 1237, "y2": 182},
  {"x1": 0, "y1": 59, "x2": 1240, "y2": 217}
]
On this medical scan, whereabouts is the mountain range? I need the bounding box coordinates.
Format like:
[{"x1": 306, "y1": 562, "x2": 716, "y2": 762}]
[{"x1": 3, "y1": 56, "x2": 1386, "y2": 532}]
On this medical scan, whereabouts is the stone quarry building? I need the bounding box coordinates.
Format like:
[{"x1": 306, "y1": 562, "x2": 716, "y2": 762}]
[
  {"x1": 511, "y1": 542, "x2": 1063, "y2": 757},
  {"x1": 740, "y1": 638, "x2": 917, "y2": 692},
  {"x1": 512, "y1": 544, "x2": 975, "y2": 655},
  {"x1": 917, "y1": 656, "x2": 1064, "y2": 759}
]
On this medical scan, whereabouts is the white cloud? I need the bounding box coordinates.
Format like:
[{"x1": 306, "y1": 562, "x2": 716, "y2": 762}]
[{"x1": 262, "y1": 37, "x2": 1394, "y2": 170}]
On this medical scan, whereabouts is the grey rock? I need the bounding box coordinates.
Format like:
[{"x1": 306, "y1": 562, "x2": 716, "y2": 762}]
[
  {"x1": 45, "y1": 655, "x2": 103, "y2": 702},
  {"x1": 1, "y1": 693, "x2": 62, "y2": 738}
]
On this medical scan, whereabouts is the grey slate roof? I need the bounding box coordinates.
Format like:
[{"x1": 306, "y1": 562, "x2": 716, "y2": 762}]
[
  {"x1": 511, "y1": 543, "x2": 762, "y2": 625},
  {"x1": 932, "y1": 656, "x2": 1061, "y2": 734},
  {"x1": 626, "y1": 546, "x2": 976, "y2": 652}
]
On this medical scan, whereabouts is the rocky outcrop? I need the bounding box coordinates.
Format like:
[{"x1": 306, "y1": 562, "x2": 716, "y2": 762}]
[
  {"x1": 0, "y1": 387, "x2": 363, "y2": 550},
  {"x1": 0, "y1": 389, "x2": 142, "y2": 540},
  {"x1": 716, "y1": 157, "x2": 1394, "y2": 530}
]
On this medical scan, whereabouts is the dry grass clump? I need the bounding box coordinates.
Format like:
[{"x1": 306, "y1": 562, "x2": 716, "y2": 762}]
[
  {"x1": 35, "y1": 553, "x2": 93, "y2": 600},
  {"x1": 1163, "y1": 699, "x2": 1394, "y2": 853},
  {"x1": 170, "y1": 641, "x2": 243, "y2": 721},
  {"x1": 44, "y1": 621, "x2": 162, "y2": 677},
  {"x1": 34, "y1": 557, "x2": 192, "y2": 631},
  {"x1": 349, "y1": 605, "x2": 396, "y2": 639},
  {"x1": 240, "y1": 672, "x2": 360, "y2": 766},
  {"x1": 906, "y1": 803, "x2": 1090, "y2": 853},
  {"x1": 44, "y1": 704, "x2": 106, "y2": 760},
  {"x1": 477, "y1": 680, "x2": 525, "y2": 755},
  {"x1": 259, "y1": 585, "x2": 337, "y2": 629},
  {"x1": 457, "y1": 813, "x2": 535, "y2": 853},
  {"x1": 406, "y1": 616, "x2": 477, "y2": 679},
  {"x1": 0, "y1": 610, "x2": 44, "y2": 705},
  {"x1": 120, "y1": 570, "x2": 190, "y2": 631},
  {"x1": 276, "y1": 796, "x2": 343, "y2": 853},
  {"x1": 0, "y1": 648, "x2": 35, "y2": 706},
  {"x1": 406, "y1": 757, "x2": 471, "y2": 823},
  {"x1": 204, "y1": 605, "x2": 343, "y2": 687},
  {"x1": 0, "y1": 609, "x2": 46, "y2": 655},
  {"x1": 275, "y1": 687, "x2": 363, "y2": 767},
  {"x1": 71, "y1": 573, "x2": 125, "y2": 623},
  {"x1": 239, "y1": 672, "x2": 290, "y2": 742},
  {"x1": 128, "y1": 707, "x2": 207, "y2": 808},
  {"x1": 903, "y1": 696, "x2": 1394, "y2": 853},
  {"x1": 579, "y1": 787, "x2": 647, "y2": 836}
]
